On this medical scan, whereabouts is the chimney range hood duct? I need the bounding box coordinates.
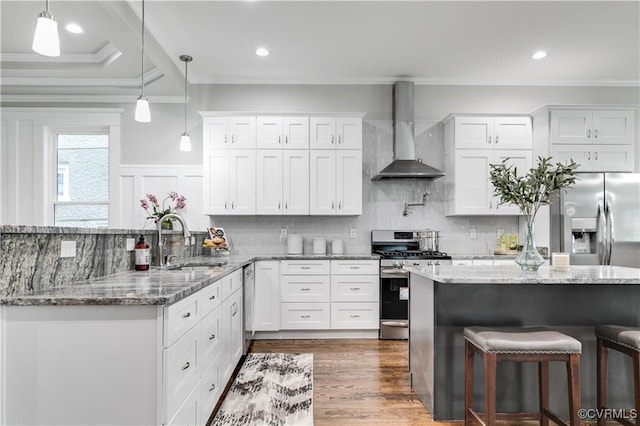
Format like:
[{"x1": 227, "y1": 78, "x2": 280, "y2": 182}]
[{"x1": 372, "y1": 81, "x2": 445, "y2": 180}]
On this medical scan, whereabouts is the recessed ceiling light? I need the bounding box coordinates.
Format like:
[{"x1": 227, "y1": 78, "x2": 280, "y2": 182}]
[
  {"x1": 256, "y1": 48, "x2": 269, "y2": 57},
  {"x1": 532, "y1": 50, "x2": 547, "y2": 60},
  {"x1": 65, "y1": 23, "x2": 83, "y2": 34}
]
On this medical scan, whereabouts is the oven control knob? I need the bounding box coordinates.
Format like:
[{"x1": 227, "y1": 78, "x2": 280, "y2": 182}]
[
  {"x1": 392, "y1": 260, "x2": 402, "y2": 268},
  {"x1": 413, "y1": 261, "x2": 420, "y2": 266},
  {"x1": 435, "y1": 261, "x2": 440, "y2": 266},
  {"x1": 427, "y1": 261, "x2": 433, "y2": 266}
]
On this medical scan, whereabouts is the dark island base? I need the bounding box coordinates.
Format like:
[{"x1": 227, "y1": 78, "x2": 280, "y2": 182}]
[{"x1": 409, "y1": 278, "x2": 640, "y2": 420}]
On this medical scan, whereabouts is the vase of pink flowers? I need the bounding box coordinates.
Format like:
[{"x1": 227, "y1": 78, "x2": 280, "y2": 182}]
[{"x1": 140, "y1": 192, "x2": 187, "y2": 229}]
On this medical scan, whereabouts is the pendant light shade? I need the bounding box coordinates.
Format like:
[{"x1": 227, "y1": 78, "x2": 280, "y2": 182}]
[
  {"x1": 179, "y1": 54, "x2": 193, "y2": 152},
  {"x1": 135, "y1": 0, "x2": 150, "y2": 122},
  {"x1": 135, "y1": 95, "x2": 151, "y2": 123},
  {"x1": 32, "y1": 2, "x2": 60, "y2": 57}
]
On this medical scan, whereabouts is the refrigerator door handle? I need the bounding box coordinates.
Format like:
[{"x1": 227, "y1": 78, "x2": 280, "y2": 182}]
[
  {"x1": 604, "y1": 200, "x2": 614, "y2": 265},
  {"x1": 596, "y1": 202, "x2": 607, "y2": 265}
]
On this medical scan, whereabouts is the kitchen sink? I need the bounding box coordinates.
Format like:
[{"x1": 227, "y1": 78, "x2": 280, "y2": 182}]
[{"x1": 166, "y1": 261, "x2": 229, "y2": 271}]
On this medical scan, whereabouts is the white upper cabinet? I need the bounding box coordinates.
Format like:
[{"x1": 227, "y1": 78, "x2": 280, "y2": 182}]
[
  {"x1": 454, "y1": 116, "x2": 532, "y2": 150},
  {"x1": 203, "y1": 116, "x2": 256, "y2": 149},
  {"x1": 309, "y1": 151, "x2": 337, "y2": 214},
  {"x1": 204, "y1": 150, "x2": 256, "y2": 215},
  {"x1": 257, "y1": 116, "x2": 309, "y2": 149},
  {"x1": 336, "y1": 150, "x2": 363, "y2": 215},
  {"x1": 256, "y1": 150, "x2": 309, "y2": 215},
  {"x1": 256, "y1": 150, "x2": 284, "y2": 214},
  {"x1": 550, "y1": 145, "x2": 634, "y2": 172},
  {"x1": 550, "y1": 110, "x2": 634, "y2": 145},
  {"x1": 309, "y1": 150, "x2": 362, "y2": 216},
  {"x1": 310, "y1": 117, "x2": 362, "y2": 150}
]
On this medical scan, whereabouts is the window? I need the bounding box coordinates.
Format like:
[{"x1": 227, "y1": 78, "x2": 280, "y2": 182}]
[{"x1": 54, "y1": 134, "x2": 109, "y2": 227}]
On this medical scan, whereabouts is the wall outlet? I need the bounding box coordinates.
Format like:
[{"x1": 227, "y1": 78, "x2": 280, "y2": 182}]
[
  {"x1": 185, "y1": 237, "x2": 191, "y2": 246},
  {"x1": 470, "y1": 227, "x2": 477, "y2": 240},
  {"x1": 349, "y1": 228, "x2": 357, "y2": 239},
  {"x1": 280, "y1": 228, "x2": 288, "y2": 240},
  {"x1": 125, "y1": 238, "x2": 135, "y2": 251},
  {"x1": 191, "y1": 236, "x2": 196, "y2": 245},
  {"x1": 60, "y1": 240, "x2": 76, "y2": 258}
]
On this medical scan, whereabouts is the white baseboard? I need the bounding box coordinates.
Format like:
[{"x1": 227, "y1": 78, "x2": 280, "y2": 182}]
[{"x1": 252, "y1": 330, "x2": 379, "y2": 340}]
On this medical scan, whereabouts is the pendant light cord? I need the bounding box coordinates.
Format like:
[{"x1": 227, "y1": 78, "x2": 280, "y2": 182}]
[
  {"x1": 184, "y1": 60, "x2": 188, "y2": 132},
  {"x1": 45, "y1": 0, "x2": 50, "y2": 12},
  {"x1": 140, "y1": 0, "x2": 145, "y2": 97}
]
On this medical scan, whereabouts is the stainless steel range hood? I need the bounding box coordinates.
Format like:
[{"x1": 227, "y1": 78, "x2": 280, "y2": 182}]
[{"x1": 372, "y1": 81, "x2": 445, "y2": 181}]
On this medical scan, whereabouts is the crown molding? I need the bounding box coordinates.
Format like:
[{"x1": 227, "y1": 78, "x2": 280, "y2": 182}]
[
  {"x1": 1, "y1": 67, "x2": 164, "y2": 87},
  {"x1": 1, "y1": 43, "x2": 122, "y2": 68},
  {"x1": 1, "y1": 95, "x2": 184, "y2": 104}
]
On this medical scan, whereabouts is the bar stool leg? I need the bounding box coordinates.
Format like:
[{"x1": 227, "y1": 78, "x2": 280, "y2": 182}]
[
  {"x1": 465, "y1": 340, "x2": 474, "y2": 425},
  {"x1": 567, "y1": 353, "x2": 581, "y2": 426},
  {"x1": 634, "y1": 351, "x2": 640, "y2": 426},
  {"x1": 484, "y1": 352, "x2": 497, "y2": 426},
  {"x1": 597, "y1": 337, "x2": 608, "y2": 426},
  {"x1": 539, "y1": 361, "x2": 549, "y2": 426}
]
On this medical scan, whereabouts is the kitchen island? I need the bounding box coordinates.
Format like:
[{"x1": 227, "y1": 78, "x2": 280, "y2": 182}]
[{"x1": 407, "y1": 264, "x2": 640, "y2": 420}]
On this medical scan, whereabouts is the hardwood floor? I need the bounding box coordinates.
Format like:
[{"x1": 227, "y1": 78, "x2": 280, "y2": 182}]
[{"x1": 249, "y1": 338, "x2": 457, "y2": 426}]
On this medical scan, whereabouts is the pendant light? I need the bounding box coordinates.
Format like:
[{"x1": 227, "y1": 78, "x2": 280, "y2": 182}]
[
  {"x1": 134, "y1": 0, "x2": 151, "y2": 122},
  {"x1": 179, "y1": 55, "x2": 193, "y2": 152},
  {"x1": 32, "y1": 0, "x2": 60, "y2": 57}
]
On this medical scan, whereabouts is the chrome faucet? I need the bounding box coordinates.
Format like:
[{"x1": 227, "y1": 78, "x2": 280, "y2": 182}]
[{"x1": 157, "y1": 213, "x2": 191, "y2": 266}]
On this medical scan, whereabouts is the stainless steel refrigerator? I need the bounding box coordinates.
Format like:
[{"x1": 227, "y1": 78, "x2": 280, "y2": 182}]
[{"x1": 551, "y1": 173, "x2": 640, "y2": 268}]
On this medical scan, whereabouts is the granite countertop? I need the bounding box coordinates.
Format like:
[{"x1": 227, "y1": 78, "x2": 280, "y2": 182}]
[
  {"x1": 0, "y1": 253, "x2": 379, "y2": 306},
  {"x1": 407, "y1": 264, "x2": 640, "y2": 284}
]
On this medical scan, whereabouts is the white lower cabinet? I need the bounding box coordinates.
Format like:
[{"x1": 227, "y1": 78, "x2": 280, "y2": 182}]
[
  {"x1": 0, "y1": 268, "x2": 245, "y2": 426},
  {"x1": 281, "y1": 302, "x2": 331, "y2": 329},
  {"x1": 254, "y1": 260, "x2": 280, "y2": 331},
  {"x1": 330, "y1": 303, "x2": 379, "y2": 329}
]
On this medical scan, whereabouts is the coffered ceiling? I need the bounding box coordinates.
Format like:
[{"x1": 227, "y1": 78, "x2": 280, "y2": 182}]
[{"x1": 1, "y1": 1, "x2": 638, "y2": 102}]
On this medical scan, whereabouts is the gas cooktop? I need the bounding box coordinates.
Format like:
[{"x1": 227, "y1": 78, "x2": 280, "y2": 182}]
[{"x1": 375, "y1": 249, "x2": 450, "y2": 259}]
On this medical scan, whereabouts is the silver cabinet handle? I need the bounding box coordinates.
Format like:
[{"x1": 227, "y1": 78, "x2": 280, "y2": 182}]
[
  {"x1": 285, "y1": 202, "x2": 288, "y2": 210},
  {"x1": 231, "y1": 134, "x2": 235, "y2": 143},
  {"x1": 338, "y1": 134, "x2": 342, "y2": 144},
  {"x1": 231, "y1": 201, "x2": 235, "y2": 209},
  {"x1": 278, "y1": 202, "x2": 281, "y2": 210},
  {"x1": 278, "y1": 136, "x2": 281, "y2": 144},
  {"x1": 209, "y1": 295, "x2": 216, "y2": 300},
  {"x1": 350, "y1": 287, "x2": 361, "y2": 290},
  {"x1": 488, "y1": 135, "x2": 492, "y2": 144},
  {"x1": 349, "y1": 266, "x2": 359, "y2": 269},
  {"x1": 183, "y1": 312, "x2": 191, "y2": 318},
  {"x1": 209, "y1": 333, "x2": 216, "y2": 340},
  {"x1": 331, "y1": 135, "x2": 335, "y2": 144},
  {"x1": 594, "y1": 129, "x2": 598, "y2": 139},
  {"x1": 495, "y1": 135, "x2": 499, "y2": 144},
  {"x1": 489, "y1": 200, "x2": 492, "y2": 209},
  {"x1": 285, "y1": 135, "x2": 288, "y2": 144},
  {"x1": 224, "y1": 134, "x2": 228, "y2": 144},
  {"x1": 350, "y1": 315, "x2": 361, "y2": 318},
  {"x1": 224, "y1": 201, "x2": 228, "y2": 210},
  {"x1": 301, "y1": 315, "x2": 311, "y2": 318},
  {"x1": 594, "y1": 151, "x2": 598, "y2": 160},
  {"x1": 332, "y1": 202, "x2": 335, "y2": 210},
  {"x1": 587, "y1": 129, "x2": 591, "y2": 138},
  {"x1": 301, "y1": 266, "x2": 311, "y2": 269},
  {"x1": 300, "y1": 288, "x2": 311, "y2": 291},
  {"x1": 338, "y1": 201, "x2": 341, "y2": 210},
  {"x1": 587, "y1": 152, "x2": 591, "y2": 160},
  {"x1": 209, "y1": 384, "x2": 216, "y2": 392},
  {"x1": 182, "y1": 362, "x2": 190, "y2": 370}
]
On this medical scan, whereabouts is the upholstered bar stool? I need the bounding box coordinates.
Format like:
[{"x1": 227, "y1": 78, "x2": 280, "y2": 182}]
[
  {"x1": 464, "y1": 326, "x2": 582, "y2": 426},
  {"x1": 596, "y1": 325, "x2": 640, "y2": 426}
]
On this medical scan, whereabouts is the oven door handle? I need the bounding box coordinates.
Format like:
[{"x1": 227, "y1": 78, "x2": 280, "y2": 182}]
[
  {"x1": 381, "y1": 321, "x2": 409, "y2": 328},
  {"x1": 381, "y1": 268, "x2": 409, "y2": 277}
]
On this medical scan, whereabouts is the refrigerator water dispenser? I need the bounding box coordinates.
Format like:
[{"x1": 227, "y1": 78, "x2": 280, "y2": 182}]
[{"x1": 571, "y1": 217, "x2": 596, "y2": 254}]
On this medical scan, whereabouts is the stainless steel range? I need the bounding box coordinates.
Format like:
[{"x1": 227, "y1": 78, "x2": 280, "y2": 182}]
[{"x1": 372, "y1": 230, "x2": 452, "y2": 340}]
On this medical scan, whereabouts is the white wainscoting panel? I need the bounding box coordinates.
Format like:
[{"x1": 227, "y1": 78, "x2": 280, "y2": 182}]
[{"x1": 118, "y1": 165, "x2": 207, "y2": 231}]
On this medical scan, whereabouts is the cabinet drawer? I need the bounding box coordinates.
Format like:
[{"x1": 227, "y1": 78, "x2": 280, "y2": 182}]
[
  {"x1": 331, "y1": 275, "x2": 378, "y2": 302},
  {"x1": 198, "y1": 352, "x2": 222, "y2": 425},
  {"x1": 220, "y1": 269, "x2": 243, "y2": 301},
  {"x1": 452, "y1": 259, "x2": 473, "y2": 266},
  {"x1": 163, "y1": 324, "x2": 200, "y2": 421},
  {"x1": 330, "y1": 260, "x2": 379, "y2": 275},
  {"x1": 280, "y1": 260, "x2": 330, "y2": 275},
  {"x1": 164, "y1": 294, "x2": 199, "y2": 347},
  {"x1": 199, "y1": 307, "x2": 222, "y2": 364},
  {"x1": 331, "y1": 303, "x2": 379, "y2": 329},
  {"x1": 280, "y1": 303, "x2": 330, "y2": 329},
  {"x1": 167, "y1": 383, "x2": 198, "y2": 426},
  {"x1": 200, "y1": 280, "x2": 222, "y2": 317},
  {"x1": 281, "y1": 275, "x2": 330, "y2": 302}
]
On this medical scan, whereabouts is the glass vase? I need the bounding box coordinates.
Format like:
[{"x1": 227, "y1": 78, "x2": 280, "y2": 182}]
[
  {"x1": 515, "y1": 219, "x2": 545, "y2": 272},
  {"x1": 160, "y1": 220, "x2": 173, "y2": 230}
]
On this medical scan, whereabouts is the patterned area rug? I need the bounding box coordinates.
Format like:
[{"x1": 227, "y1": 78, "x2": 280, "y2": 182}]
[{"x1": 213, "y1": 353, "x2": 313, "y2": 426}]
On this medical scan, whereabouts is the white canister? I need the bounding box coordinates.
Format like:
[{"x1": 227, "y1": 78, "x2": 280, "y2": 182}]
[
  {"x1": 287, "y1": 234, "x2": 303, "y2": 254},
  {"x1": 331, "y1": 239, "x2": 344, "y2": 254},
  {"x1": 312, "y1": 237, "x2": 327, "y2": 255}
]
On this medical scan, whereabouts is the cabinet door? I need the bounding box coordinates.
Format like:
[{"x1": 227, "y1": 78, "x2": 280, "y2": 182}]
[
  {"x1": 454, "y1": 117, "x2": 493, "y2": 149},
  {"x1": 592, "y1": 110, "x2": 634, "y2": 145},
  {"x1": 309, "y1": 150, "x2": 336, "y2": 214},
  {"x1": 283, "y1": 150, "x2": 309, "y2": 215},
  {"x1": 336, "y1": 117, "x2": 362, "y2": 149},
  {"x1": 203, "y1": 117, "x2": 229, "y2": 149},
  {"x1": 229, "y1": 289, "x2": 243, "y2": 365},
  {"x1": 310, "y1": 117, "x2": 336, "y2": 149},
  {"x1": 257, "y1": 116, "x2": 283, "y2": 149},
  {"x1": 336, "y1": 150, "x2": 362, "y2": 215},
  {"x1": 203, "y1": 150, "x2": 231, "y2": 214},
  {"x1": 493, "y1": 117, "x2": 532, "y2": 150},
  {"x1": 550, "y1": 110, "x2": 592, "y2": 144},
  {"x1": 256, "y1": 150, "x2": 283, "y2": 214},
  {"x1": 283, "y1": 117, "x2": 309, "y2": 149},
  {"x1": 453, "y1": 150, "x2": 492, "y2": 214},
  {"x1": 550, "y1": 145, "x2": 593, "y2": 172},
  {"x1": 491, "y1": 150, "x2": 532, "y2": 215},
  {"x1": 228, "y1": 150, "x2": 256, "y2": 214},
  {"x1": 254, "y1": 261, "x2": 280, "y2": 331},
  {"x1": 590, "y1": 146, "x2": 634, "y2": 172},
  {"x1": 228, "y1": 117, "x2": 256, "y2": 148}
]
